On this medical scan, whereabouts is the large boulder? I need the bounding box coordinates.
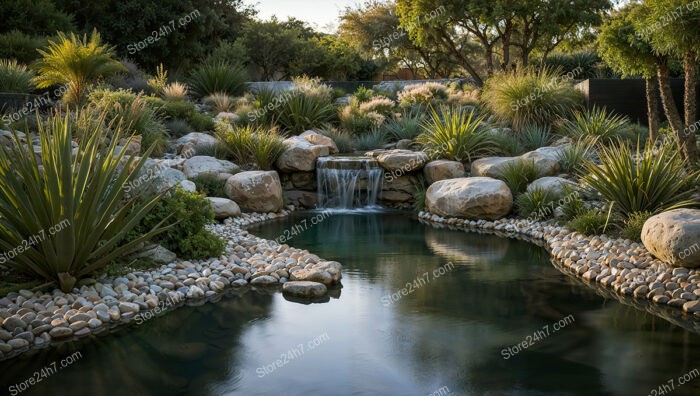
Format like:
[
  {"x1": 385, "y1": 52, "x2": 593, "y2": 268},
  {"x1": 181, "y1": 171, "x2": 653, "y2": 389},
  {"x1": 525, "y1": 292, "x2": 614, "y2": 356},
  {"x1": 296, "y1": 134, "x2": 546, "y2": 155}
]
[
  {"x1": 205, "y1": 197, "x2": 241, "y2": 219},
  {"x1": 425, "y1": 177, "x2": 513, "y2": 219},
  {"x1": 380, "y1": 175, "x2": 417, "y2": 203},
  {"x1": 175, "y1": 133, "x2": 218, "y2": 155},
  {"x1": 376, "y1": 150, "x2": 429, "y2": 173},
  {"x1": 642, "y1": 209, "x2": 700, "y2": 268},
  {"x1": 526, "y1": 177, "x2": 577, "y2": 199},
  {"x1": 282, "y1": 281, "x2": 328, "y2": 298},
  {"x1": 300, "y1": 130, "x2": 338, "y2": 154},
  {"x1": 423, "y1": 160, "x2": 466, "y2": 185},
  {"x1": 284, "y1": 190, "x2": 320, "y2": 209},
  {"x1": 275, "y1": 136, "x2": 330, "y2": 172},
  {"x1": 129, "y1": 160, "x2": 192, "y2": 196},
  {"x1": 471, "y1": 146, "x2": 565, "y2": 178},
  {"x1": 183, "y1": 156, "x2": 239, "y2": 180},
  {"x1": 224, "y1": 171, "x2": 283, "y2": 212}
]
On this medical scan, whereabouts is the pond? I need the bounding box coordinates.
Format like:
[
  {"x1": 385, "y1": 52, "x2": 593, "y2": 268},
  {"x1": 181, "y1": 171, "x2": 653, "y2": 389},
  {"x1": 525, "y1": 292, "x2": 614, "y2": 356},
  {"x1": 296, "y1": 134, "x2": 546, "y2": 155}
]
[{"x1": 2, "y1": 211, "x2": 699, "y2": 396}]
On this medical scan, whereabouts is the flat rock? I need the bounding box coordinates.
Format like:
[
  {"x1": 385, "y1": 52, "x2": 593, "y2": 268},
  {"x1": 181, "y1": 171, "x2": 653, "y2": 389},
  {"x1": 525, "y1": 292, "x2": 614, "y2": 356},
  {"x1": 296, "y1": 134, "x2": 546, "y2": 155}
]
[{"x1": 282, "y1": 281, "x2": 327, "y2": 298}]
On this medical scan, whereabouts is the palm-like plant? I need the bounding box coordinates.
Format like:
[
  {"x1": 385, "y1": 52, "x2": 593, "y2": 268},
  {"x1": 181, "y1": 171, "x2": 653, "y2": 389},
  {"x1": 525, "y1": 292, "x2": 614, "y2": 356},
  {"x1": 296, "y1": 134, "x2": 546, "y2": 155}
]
[
  {"x1": 31, "y1": 30, "x2": 125, "y2": 104},
  {"x1": 417, "y1": 106, "x2": 496, "y2": 163},
  {"x1": 0, "y1": 111, "x2": 168, "y2": 291},
  {"x1": 582, "y1": 141, "x2": 700, "y2": 217}
]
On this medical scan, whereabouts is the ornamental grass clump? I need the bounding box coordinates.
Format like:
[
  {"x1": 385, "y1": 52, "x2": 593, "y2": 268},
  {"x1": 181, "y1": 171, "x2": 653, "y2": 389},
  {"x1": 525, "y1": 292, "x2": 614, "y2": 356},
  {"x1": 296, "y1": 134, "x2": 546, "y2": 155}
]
[
  {"x1": 0, "y1": 58, "x2": 35, "y2": 93},
  {"x1": 481, "y1": 68, "x2": 583, "y2": 130},
  {"x1": 214, "y1": 121, "x2": 286, "y2": 170},
  {"x1": 0, "y1": 111, "x2": 167, "y2": 292},
  {"x1": 560, "y1": 106, "x2": 631, "y2": 143}
]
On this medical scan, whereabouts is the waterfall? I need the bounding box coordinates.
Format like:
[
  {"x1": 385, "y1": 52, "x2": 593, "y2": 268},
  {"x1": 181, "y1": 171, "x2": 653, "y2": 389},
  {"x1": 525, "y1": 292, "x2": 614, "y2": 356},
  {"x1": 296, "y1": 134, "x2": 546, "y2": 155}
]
[{"x1": 316, "y1": 157, "x2": 384, "y2": 210}]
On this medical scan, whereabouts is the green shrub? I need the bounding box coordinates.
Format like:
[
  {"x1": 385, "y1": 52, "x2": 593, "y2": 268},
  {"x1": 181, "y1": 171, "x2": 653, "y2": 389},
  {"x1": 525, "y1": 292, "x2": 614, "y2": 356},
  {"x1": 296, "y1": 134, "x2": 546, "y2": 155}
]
[
  {"x1": 129, "y1": 189, "x2": 224, "y2": 260},
  {"x1": 492, "y1": 130, "x2": 525, "y2": 156},
  {"x1": 214, "y1": 122, "x2": 286, "y2": 170},
  {"x1": 568, "y1": 209, "x2": 610, "y2": 235},
  {"x1": 560, "y1": 106, "x2": 631, "y2": 143},
  {"x1": 496, "y1": 160, "x2": 539, "y2": 196},
  {"x1": 318, "y1": 126, "x2": 353, "y2": 153},
  {"x1": 89, "y1": 89, "x2": 168, "y2": 156},
  {"x1": 383, "y1": 113, "x2": 422, "y2": 141},
  {"x1": 188, "y1": 62, "x2": 248, "y2": 98},
  {"x1": 622, "y1": 211, "x2": 653, "y2": 242},
  {"x1": 543, "y1": 50, "x2": 602, "y2": 79},
  {"x1": 481, "y1": 68, "x2": 583, "y2": 129},
  {"x1": 418, "y1": 106, "x2": 495, "y2": 163},
  {"x1": 0, "y1": 59, "x2": 35, "y2": 93},
  {"x1": 582, "y1": 141, "x2": 699, "y2": 217},
  {"x1": 191, "y1": 174, "x2": 228, "y2": 198},
  {"x1": 0, "y1": 111, "x2": 167, "y2": 291},
  {"x1": 517, "y1": 187, "x2": 557, "y2": 219},
  {"x1": 352, "y1": 129, "x2": 387, "y2": 151},
  {"x1": 518, "y1": 125, "x2": 554, "y2": 151},
  {"x1": 556, "y1": 139, "x2": 597, "y2": 174},
  {"x1": 352, "y1": 86, "x2": 375, "y2": 102},
  {"x1": 32, "y1": 30, "x2": 126, "y2": 104},
  {"x1": 160, "y1": 100, "x2": 214, "y2": 131},
  {"x1": 165, "y1": 119, "x2": 193, "y2": 137},
  {"x1": 340, "y1": 105, "x2": 385, "y2": 134},
  {"x1": 560, "y1": 186, "x2": 587, "y2": 221},
  {"x1": 0, "y1": 31, "x2": 47, "y2": 64}
]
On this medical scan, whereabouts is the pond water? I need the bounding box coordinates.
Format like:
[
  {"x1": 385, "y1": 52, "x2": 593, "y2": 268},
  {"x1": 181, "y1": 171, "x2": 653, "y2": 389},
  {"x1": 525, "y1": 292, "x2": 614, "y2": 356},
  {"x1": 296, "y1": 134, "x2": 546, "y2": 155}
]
[{"x1": 2, "y1": 211, "x2": 700, "y2": 396}]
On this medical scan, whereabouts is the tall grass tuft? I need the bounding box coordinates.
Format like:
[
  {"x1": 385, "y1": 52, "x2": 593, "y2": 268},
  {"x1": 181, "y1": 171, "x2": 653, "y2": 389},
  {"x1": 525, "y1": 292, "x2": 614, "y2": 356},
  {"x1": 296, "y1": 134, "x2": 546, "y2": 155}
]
[
  {"x1": 188, "y1": 62, "x2": 248, "y2": 98},
  {"x1": 496, "y1": 160, "x2": 540, "y2": 196},
  {"x1": 214, "y1": 122, "x2": 286, "y2": 170},
  {"x1": 481, "y1": 68, "x2": 583, "y2": 129},
  {"x1": 0, "y1": 59, "x2": 35, "y2": 93},
  {"x1": 560, "y1": 106, "x2": 631, "y2": 143}
]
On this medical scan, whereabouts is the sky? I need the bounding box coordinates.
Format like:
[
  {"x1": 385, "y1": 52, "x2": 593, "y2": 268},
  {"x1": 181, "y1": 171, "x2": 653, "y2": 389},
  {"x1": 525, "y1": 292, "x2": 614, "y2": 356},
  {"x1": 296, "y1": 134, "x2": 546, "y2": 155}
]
[{"x1": 248, "y1": 0, "x2": 358, "y2": 32}]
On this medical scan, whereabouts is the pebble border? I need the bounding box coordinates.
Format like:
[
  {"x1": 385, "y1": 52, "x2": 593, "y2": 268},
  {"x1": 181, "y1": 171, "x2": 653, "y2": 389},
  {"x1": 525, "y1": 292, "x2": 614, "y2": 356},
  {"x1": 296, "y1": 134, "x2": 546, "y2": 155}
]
[{"x1": 0, "y1": 208, "x2": 343, "y2": 362}]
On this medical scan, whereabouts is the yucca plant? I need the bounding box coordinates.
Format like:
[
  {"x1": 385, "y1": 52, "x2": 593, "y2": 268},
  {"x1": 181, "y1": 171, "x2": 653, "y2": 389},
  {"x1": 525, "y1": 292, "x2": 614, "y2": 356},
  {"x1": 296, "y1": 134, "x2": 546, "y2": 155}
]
[
  {"x1": 214, "y1": 122, "x2": 286, "y2": 170},
  {"x1": 188, "y1": 61, "x2": 248, "y2": 98},
  {"x1": 582, "y1": 141, "x2": 700, "y2": 217},
  {"x1": 482, "y1": 67, "x2": 583, "y2": 129},
  {"x1": 0, "y1": 59, "x2": 35, "y2": 93},
  {"x1": 352, "y1": 129, "x2": 388, "y2": 151},
  {"x1": 518, "y1": 125, "x2": 554, "y2": 151},
  {"x1": 161, "y1": 82, "x2": 189, "y2": 102},
  {"x1": 31, "y1": 30, "x2": 126, "y2": 104},
  {"x1": 560, "y1": 106, "x2": 631, "y2": 143},
  {"x1": 417, "y1": 106, "x2": 496, "y2": 163},
  {"x1": 0, "y1": 112, "x2": 168, "y2": 291},
  {"x1": 496, "y1": 160, "x2": 540, "y2": 196},
  {"x1": 204, "y1": 92, "x2": 235, "y2": 113},
  {"x1": 383, "y1": 113, "x2": 423, "y2": 141},
  {"x1": 277, "y1": 93, "x2": 336, "y2": 134},
  {"x1": 556, "y1": 138, "x2": 598, "y2": 174}
]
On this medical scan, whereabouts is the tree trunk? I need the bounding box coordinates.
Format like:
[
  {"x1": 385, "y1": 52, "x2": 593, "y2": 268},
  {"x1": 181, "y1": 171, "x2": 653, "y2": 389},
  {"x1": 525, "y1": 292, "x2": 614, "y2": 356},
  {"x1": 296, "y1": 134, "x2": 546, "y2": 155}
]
[
  {"x1": 683, "y1": 51, "x2": 698, "y2": 163},
  {"x1": 440, "y1": 32, "x2": 483, "y2": 86},
  {"x1": 656, "y1": 60, "x2": 686, "y2": 155},
  {"x1": 485, "y1": 46, "x2": 495, "y2": 76},
  {"x1": 645, "y1": 77, "x2": 660, "y2": 143}
]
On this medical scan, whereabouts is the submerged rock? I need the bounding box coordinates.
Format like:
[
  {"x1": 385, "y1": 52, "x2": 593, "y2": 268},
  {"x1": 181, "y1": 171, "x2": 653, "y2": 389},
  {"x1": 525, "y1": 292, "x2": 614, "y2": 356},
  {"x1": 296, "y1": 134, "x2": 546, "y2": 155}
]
[{"x1": 282, "y1": 281, "x2": 327, "y2": 298}]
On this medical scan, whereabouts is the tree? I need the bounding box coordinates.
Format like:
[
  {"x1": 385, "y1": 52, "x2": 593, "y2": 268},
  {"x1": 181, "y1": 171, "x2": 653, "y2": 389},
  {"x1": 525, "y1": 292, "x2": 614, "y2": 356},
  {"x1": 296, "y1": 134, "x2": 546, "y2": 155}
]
[
  {"x1": 0, "y1": 0, "x2": 75, "y2": 36},
  {"x1": 235, "y1": 19, "x2": 300, "y2": 80},
  {"x1": 55, "y1": 0, "x2": 255, "y2": 71},
  {"x1": 597, "y1": 5, "x2": 661, "y2": 141},
  {"x1": 339, "y1": 1, "x2": 458, "y2": 78},
  {"x1": 395, "y1": 0, "x2": 611, "y2": 85},
  {"x1": 32, "y1": 31, "x2": 125, "y2": 104},
  {"x1": 638, "y1": 0, "x2": 699, "y2": 163}
]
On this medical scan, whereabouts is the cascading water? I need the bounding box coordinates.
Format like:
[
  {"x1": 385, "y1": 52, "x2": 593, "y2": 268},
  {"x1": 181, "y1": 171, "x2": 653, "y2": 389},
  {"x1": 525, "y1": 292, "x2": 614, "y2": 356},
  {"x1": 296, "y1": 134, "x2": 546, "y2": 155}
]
[{"x1": 316, "y1": 157, "x2": 383, "y2": 210}]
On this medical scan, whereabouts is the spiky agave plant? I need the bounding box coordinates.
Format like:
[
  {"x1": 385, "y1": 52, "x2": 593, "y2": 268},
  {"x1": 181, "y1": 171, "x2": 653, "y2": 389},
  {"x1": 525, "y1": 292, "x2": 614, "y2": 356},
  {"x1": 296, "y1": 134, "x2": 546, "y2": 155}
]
[
  {"x1": 417, "y1": 106, "x2": 496, "y2": 163},
  {"x1": 0, "y1": 111, "x2": 168, "y2": 291},
  {"x1": 582, "y1": 141, "x2": 700, "y2": 217}
]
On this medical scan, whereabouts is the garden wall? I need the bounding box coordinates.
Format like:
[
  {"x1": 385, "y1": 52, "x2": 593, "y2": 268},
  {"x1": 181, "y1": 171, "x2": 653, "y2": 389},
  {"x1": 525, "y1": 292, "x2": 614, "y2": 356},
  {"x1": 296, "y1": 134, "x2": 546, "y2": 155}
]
[{"x1": 575, "y1": 78, "x2": 700, "y2": 126}]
